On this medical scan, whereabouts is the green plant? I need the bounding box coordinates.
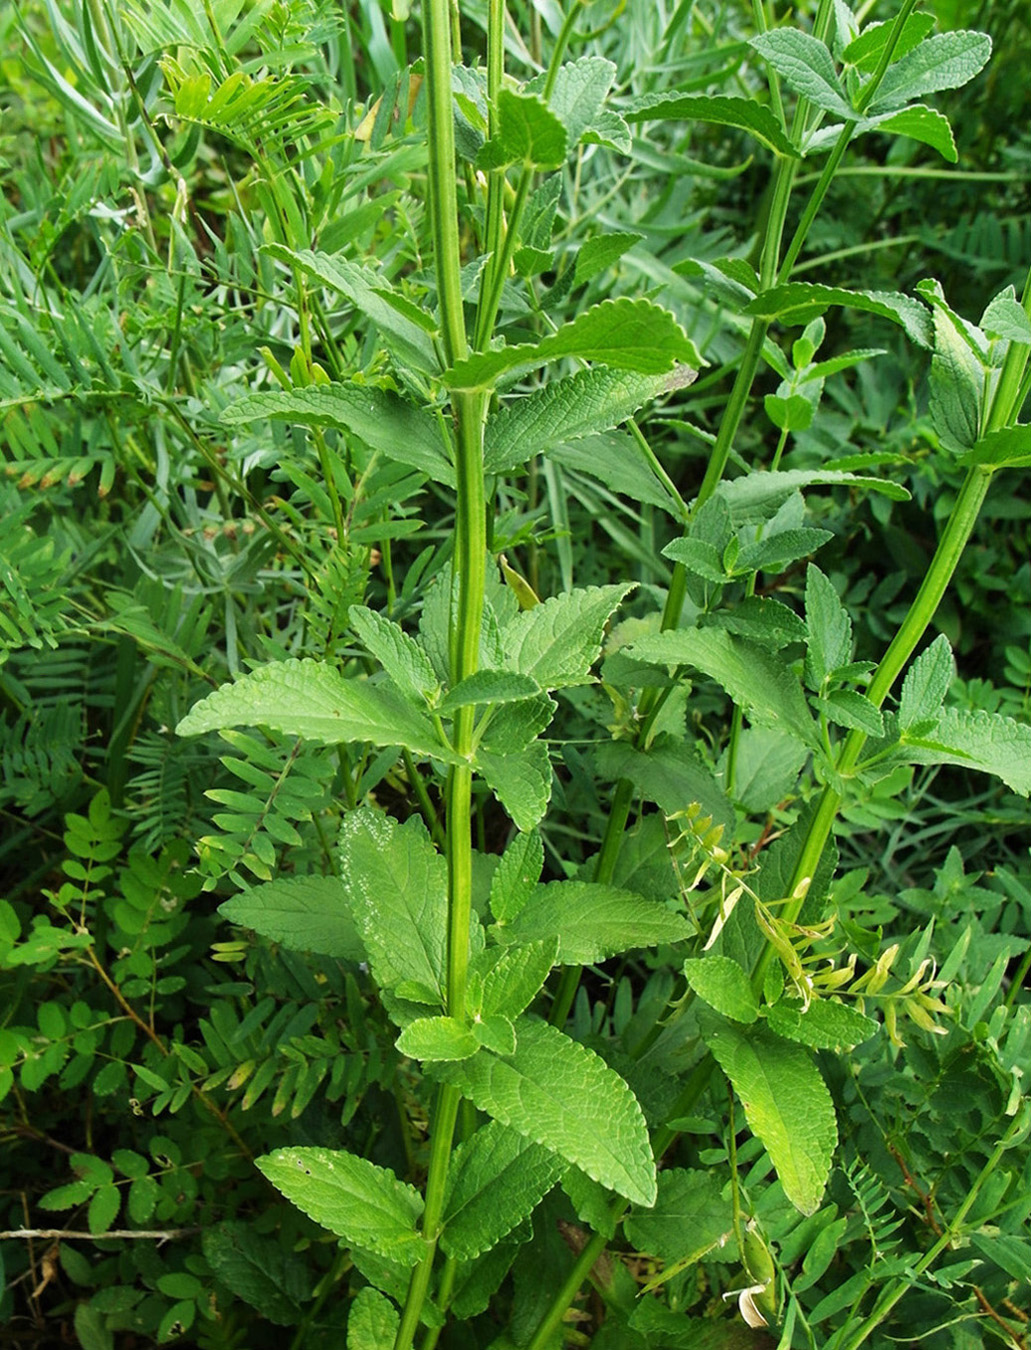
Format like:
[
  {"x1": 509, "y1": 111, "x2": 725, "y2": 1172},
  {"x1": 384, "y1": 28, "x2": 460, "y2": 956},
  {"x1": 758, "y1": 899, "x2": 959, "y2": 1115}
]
[{"x1": 3, "y1": 1, "x2": 1031, "y2": 1348}]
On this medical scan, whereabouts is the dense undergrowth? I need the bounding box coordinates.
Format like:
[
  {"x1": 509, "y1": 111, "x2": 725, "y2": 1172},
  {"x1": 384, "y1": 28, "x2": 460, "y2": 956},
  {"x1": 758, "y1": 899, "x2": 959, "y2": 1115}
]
[{"x1": 1, "y1": 1, "x2": 1030, "y2": 1348}]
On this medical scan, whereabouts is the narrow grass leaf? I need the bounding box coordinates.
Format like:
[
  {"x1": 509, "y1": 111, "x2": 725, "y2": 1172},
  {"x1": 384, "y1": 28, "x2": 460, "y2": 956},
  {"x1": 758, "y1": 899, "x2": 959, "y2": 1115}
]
[
  {"x1": 257, "y1": 1147, "x2": 424, "y2": 1265},
  {"x1": 431, "y1": 1018, "x2": 656, "y2": 1206}
]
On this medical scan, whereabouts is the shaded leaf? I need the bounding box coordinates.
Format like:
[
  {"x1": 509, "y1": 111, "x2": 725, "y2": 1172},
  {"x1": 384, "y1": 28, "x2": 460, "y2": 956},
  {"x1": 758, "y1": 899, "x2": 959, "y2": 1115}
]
[
  {"x1": 495, "y1": 881, "x2": 691, "y2": 963},
  {"x1": 219, "y1": 876, "x2": 364, "y2": 961}
]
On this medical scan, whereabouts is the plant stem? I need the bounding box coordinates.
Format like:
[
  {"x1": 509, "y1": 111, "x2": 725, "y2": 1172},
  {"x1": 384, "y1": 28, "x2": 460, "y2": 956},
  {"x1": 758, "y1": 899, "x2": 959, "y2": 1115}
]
[{"x1": 395, "y1": 0, "x2": 489, "y2": 1341}]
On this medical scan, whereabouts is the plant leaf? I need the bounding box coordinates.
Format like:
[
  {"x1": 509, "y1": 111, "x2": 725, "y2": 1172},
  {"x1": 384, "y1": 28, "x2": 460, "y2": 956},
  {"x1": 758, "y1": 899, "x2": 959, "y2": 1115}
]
[
  {"x1": 716, "y1": 467, "x2": 911, "y2": 512},
  {"x1": 338, "y1": 807, "x2": 447, "y2": 1005},
  {"x1": 444, "y1": 299, "x2": 702, "y2": 390},
  {"x1": 177, "y1": 659, "x2": 459, "y2": 763},
  {"x1": 221, "y1": 384, "x2": 454, "y2": 486},
  {"x1": 863, "y1": 104, "x2": 957, "y2": 163},
  {"x1": 527, "y1": 56, "x2": 616, "y2": 148},
  {"x1": 396, "y1": 1017, "x2": 480, "y2": 1062},
  {"x1": 219, "y1": 877, "x2": 364, "y2": 961},
  {"x1": 349, "y1": 605, "x2": 439, "y2": 703},
  {"x1": 868, "y1": 31, "x2": 992, "y2": 114},
  {"x1": 625, "y1": 1168, "x2": 733, "y2": 1265},
  {"x1": 484, "y1": 367, "x2": 690, "y2": 474},
  {"x1": 431, "y1": 1017, "x2": 656, "y2": 1206},
  {"x1": 477, "y1": 741, "x2": 553, "y2": 832},
  {"x1": 750, "y1": 30, "x2": 853, "y2": 119},
  {"x1": 495, "y1": 881, "x2": 691, "y2": 963},
  {"x1": 489, "y1": 831, "x2": 545, "y2": 923},
  {"x1": 898, "y1": 635, "x2": 954, "y2": 731},
  {"x1": 629, "y1": 627, "x2": 819, "y2": 749},
  {"x1": 574, "y1": 231, "x2": 644, "y2": 286},
  {"x1": 699, "y1": 1010, "x2": 837, "y2": 1214},
  {"x1": 624, "y1": 91, "x2": 798, "y2": 157},
  {"x1": 477, "y1": 939, "x2": 558, "y2": 1019},
  {"x1": 264, "y1": 245, "x2": 439, "y2": 374},
  {"x1": 439, "y1": 670, "x2": 539, "y2": 713},
  {"x1": 805, "y1": 564, "x2": 853, "y2": 689},
  {"x1": 347, "y1": 1288, "x2": 400, "y2": 1350},
  {"x1": 202, "y1": 1222, "x2": 311, "y2": 1326},
  {"x1": 745, "y1": 283, "x2": 932, "y2": 348},
  {"x1": 900, "y1": 707, "x2": 1031, "y2": 796},
  {"x1": 595, "y1": 737, "x2": 734, "y2": 833},
  {"x1": 477, "y1": 88, "x2": 567, "y2": 169},
  {"x1": 441, "y1": 1121, "x2": 566, "y2": 1260},
  {"x1": 684, "y1": 955, "x2": 758, "y2": 1023},
  {"x1": 503, "y1": 583, "x2": 634, "y2": 689},
  {"x1": 766, "y1": 998, "x2": 877, "y2": 1050},
  {"x1": 960, "y1": 425, "x2": 1031, "y2": 471},
  {"x1": 257, "y1": 1146, "x2": 424, "y2": 1264}
]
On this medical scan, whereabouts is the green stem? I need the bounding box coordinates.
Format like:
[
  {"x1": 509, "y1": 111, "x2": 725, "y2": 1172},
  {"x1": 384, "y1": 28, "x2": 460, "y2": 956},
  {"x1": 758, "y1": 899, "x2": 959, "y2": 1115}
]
[
  {"x1": 395, "y1": 0, "x2": 488, "y2": 1342},
  {"x1": 830, "y1": 1109, "x2": 1030, "y2": 1350}
]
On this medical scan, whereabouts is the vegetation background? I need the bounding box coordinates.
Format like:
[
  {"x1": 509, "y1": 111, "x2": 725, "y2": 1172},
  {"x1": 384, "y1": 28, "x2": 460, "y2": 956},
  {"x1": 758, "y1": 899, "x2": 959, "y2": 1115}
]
[{"x1": 1, "y1": 0, "x2": 1030, "y2": 1348}]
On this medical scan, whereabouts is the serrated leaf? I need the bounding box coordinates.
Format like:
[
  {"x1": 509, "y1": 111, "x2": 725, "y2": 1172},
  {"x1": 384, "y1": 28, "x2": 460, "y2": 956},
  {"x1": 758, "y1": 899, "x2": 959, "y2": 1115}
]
[
  {"x1": 473, "y1": 1015, "x2": 516, "y2": 1055},
  {"x1": 744, "y1": 283, "x2": 932, "y2": 348},
  {"x1": 574, "y1": 232, "x2": 644, "y2": 286},
  {"x1": 766, "y1": 998, "x2": 877, "y2": 1050},
  {"x1": 980, "y1": 288, "x2": 1031, "y2": 344},
  {"x1": 489, "y1": 831, "x2": 545, "y2": 923},
  {"x1": 898, "y1": 635, "x2": 953, "y2": 731},
  {"x1": 625, "y1": 1168, "x2": 732, "y2": 1265},
  {"x1": 737, "y1": 526, "x2": 833, "y2": 575},
  {"x1": 347, "y1": 1288, "x2": 399, "y2": 1350},
  {"x1": 203, "y1": 1222, "x2": 311, "y2": 1326},
  {"x1": 431, "y1": 1018, "x2": 656, "y2": 1206},
  {"x1": 477, "y1": 89, "x2": 567, "y2": 169},
  {"x1": 478, "y1": 939, "x2": 558, "y2": 1019},
  {"x1": 805, "y1": 564, "x2": 852, "y2": 689},
  {"x1": 439, "y1": 670, "x2": 539, "y2": 713},
  {"x1": 928, "y1": 306, "x2": 983, "y2": 452},
  {"x1": 582, "y1": 107, "x2": 632, "y2": 154},
  {"x1": 257, "y1": 1147, "x2": 424, "y2": 1264},
  {"x1": 716, "y1": 468, "x2": 910, "y2": 514},
  {"x1": 960, "y1": 425, "x2": 1031, "y2": 470},
  {"x1": 706, "y1": 597, "x2": 809, "y2": 648},
  {"x1": 177, "y1": 659, "x2": 458, "y2": 763},
  {"x1": 349, "y1": 606, "x2": 439, "y2": 703},
  {"x1": 480, "y1": 694, "x2": 556, "y2": 753},
  {"x1": 843, "y1": 13, "x2": 936, "y2": 74},
  {"x1": 750, "y1": 30, "x2": 853, "y2": 119},
  {"x1": 264, "y1": 245, "x2": 438, "y2": 373},
  {"x1": 663, "y1": 536, "x2": 727, "y2": 582},
  {"x1": 396, "y1": 1017, "x2": 480, "y2": 1062},
  {"x1": 219, "y1": 876, "x2": 364, "y2": 961},
  {"x1": 221, "y1": 384, "x2": 454, "y2": 486},
  {"x1": 485, "y1": 367, "x2": 687, "y2": 474},
  {"x1": 629, "y1": 627, "x2": 819, "y2": 749},
  {"x1": 728, "y1": 728, "x2": 808, "y2": 813},
  {"x1": 699, "y1": 1010, "x2": 836, "y2": 1214},
  {"x1": 815, "y1": 689, "x2": 884, "y2": 737},
  {"x1": 527, "y1": 56, "x2": 615, "y2": 148},
  {"x1": 684, "y1": 956, "x2": 758, "y2": 1023},
  {"x1": 901, "y1": 706, "x2": 1031, "y2": 796},
  {"x1": 552, "y1": 432, "x2": 686, "y2": 514},
  {"x1": 765, "y1": 392, "x2": 815, "y2": 432},
  {"x1": 868, "y1": 31, "x2": 992, "y2": 114},
  {"x1": 503, "y1": 583, "x2": 634, "y2": 689},
  {"x1": 495, "y1": 882, "x2": 690, "y2": 964},
  {"x1": 649, "y1": 93, "x2": 801, "y2": 160},
  {"x1": 596, "y1": 736, "x2": 734, "y2": 832},
  {"x1": 88, "y1": 1185, "x2": 120, "y2": 1234},
  {"x1": 865, "y1": 104, "x2": 957, "y2": 163},
  {"x1": 441, "y1": 1121, "x2": 566, "y2": 1260},
  {"x1": 477, "y1": 741, "x2": 553, "y2": 832},
  {"x1": 444, "y1": 299, "x2": 702, "y2": 391},
  {"x1": 339, "y1": 807, "x2": 447, "y2": 1004}
]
